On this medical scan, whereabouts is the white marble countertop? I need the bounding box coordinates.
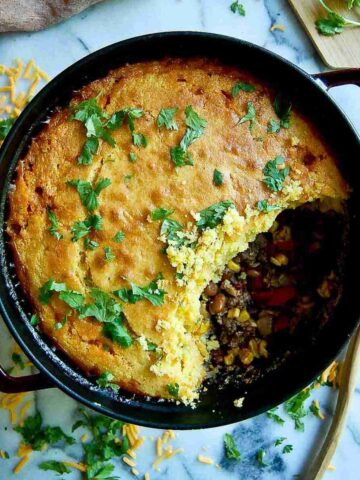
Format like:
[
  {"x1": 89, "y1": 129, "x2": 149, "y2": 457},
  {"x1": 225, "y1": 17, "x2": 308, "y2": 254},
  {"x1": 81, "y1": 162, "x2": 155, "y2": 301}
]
[{"x1": 0, "y1": 1, "x2": 359, "y2": 479}]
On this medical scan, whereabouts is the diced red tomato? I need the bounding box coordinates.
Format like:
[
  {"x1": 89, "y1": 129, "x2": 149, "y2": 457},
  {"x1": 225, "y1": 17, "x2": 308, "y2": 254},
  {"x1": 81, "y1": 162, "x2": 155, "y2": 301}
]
[{"x1": 251, "y1": 286, "x2": 296, "y2": 306}]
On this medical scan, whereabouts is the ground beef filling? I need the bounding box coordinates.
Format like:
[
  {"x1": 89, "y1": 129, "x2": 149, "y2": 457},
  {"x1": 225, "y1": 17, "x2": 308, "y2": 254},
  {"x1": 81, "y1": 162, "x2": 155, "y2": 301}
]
[{"x1": 204, "y1": 205, "x2": 345, "y2": 380}]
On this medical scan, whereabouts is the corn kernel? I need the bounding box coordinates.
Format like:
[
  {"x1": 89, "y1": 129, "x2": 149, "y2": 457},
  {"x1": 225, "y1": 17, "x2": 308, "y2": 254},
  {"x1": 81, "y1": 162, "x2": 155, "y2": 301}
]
[
  {"x1": 249, "y1": 339, "x2": 260, "y2": 358},
  {"x1": 239, "y1": 309, "x2": 250, "y2": 322},
  {"x1": 317, "y1": 280, "x2": 331, "y2": 298},
  {"x1": 227, "y1": 259, "x2": 240, "y2": 273},
  {"x1": 259, "y1": 340, "x2": 269, "y2": 358},
  {"x1": 224, "y1": 352, "x2": 235, "y2": 365},
  {"x1": 227, "y1": 307, "x2": 240, "y2": 319},
  {"x1": 238, "y1": 348, "x2": 254, "y2": 365},
  {"x1": 270, "y1": 253, "x2": 288, "y2": 267}
]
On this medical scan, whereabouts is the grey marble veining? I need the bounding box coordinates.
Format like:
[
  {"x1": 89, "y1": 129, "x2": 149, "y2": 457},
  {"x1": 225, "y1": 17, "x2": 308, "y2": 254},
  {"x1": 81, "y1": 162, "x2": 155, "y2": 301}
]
[{"x1": 0, "y1": 1, "x2": 359, "y2": 479}]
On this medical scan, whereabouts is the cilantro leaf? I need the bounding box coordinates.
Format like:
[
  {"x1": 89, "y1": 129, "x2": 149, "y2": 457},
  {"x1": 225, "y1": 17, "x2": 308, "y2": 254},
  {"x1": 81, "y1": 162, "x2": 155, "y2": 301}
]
[
  {"x1": 113, "y1": 274, "x2": 166, "y2": 307},
  {"x1": 129, "y1": 152, "x2": 137, "y2": 163},
  {"x1": 105, "y1": 110, "x2": 127, "y2": 131},
  {"x1": 316, "y1": 14, "x2": 345, "y2": 35},
  {"x1": 30, "y1": 314, "x2": 39, "y2": 326},
  {"x1": 157, "y1": 107, "x2": 178, "y2": 130},
  {"x1": 15, "y1": 412, "x2": 74, "y2": 451},
  {"x1": 273, "y1": 94, "x2": 292, "y2": 129},
  {"x1": 274, "y1": 437, "x2": 287, "y2": 446},
  {"x1": 71, "y1": 214, "x2": 102, "y2": 242},
  {"x1": 283, "y1": 444, "x2": 293, "y2": 454},
  {"x1": 262, "y1": 156, "x2": 290, "y2": 192},
  {"x1": 70, "y1": 96, "x2": 108, "y2": 124},
  {"x1": 267, "y1": 119, "x2": 281, "y2": 134},
  {"x1": 67, "y1": 178, "x2": 111, "y2": 212},
  {"x1": 96, "y1": 372, "x2": 120, "y2": 393},
  {"x1": 79, "y1": 289, "x2": 123, "y2": 324},
  {"x1": 0, "y1": 117, "x2": 16, "y2": 140},
  {"x1": 160, "y1": 218, "x2": 188, "y2": 248},
  {"x1": 256, "y1": 449, "x2": 268, "y2": 467},
  {"x1": 237, "y1": 101, "x2": 256, "y2": 131},
  {"x1": 39, "y1": 279, "x2": 67, "y2": 304},
  {"x1": 224, "y1": 433, "x2": 241, "y2": 461},
  {"x1": 85, "y1": 238, "x2": 99, "y2": 250},
  {"x1": 39, "y1": 460, "x2": 71, "y2": 475},
  {"x1": 213, "y1": 169, "x2": 224, "y2": 186},
  {"x1": 196, "y1": 200, "x2": 234, "y2": 231},
  {"x1": 132, "y1": 132, "x2": 147, "y2": 148},
  {"x1": 145, "y1": 339, "x2": 157, "y2": 351},
  {"x1": 104, "y1": 246, "x2": 115, "y2": 262},
  {"x1": 230, "y1": 0, "x2": 245, "y2": 15},
  {"x1": 113, "y1": 231, "x2": 125, "y2": 243},
  {"x1": 86, "y1": 462, "x2": 119, "y2": 480},
  {"x1": 102, "y1": 319, "x2": 132, "y2": 347},
  {"x1": 170, "y1": 106, "x2": 207, "y2": 167},
  {"x1": 59, "y1": 290, "x2": 85, "y2": 309},
  {"x1": 231, "y1": 81, "x2": 255, "y2": 97},
  {"x1": 284, "y1": 387, "x2": 311, "y2": 431},
  {"x1": 266, "y1": 407, "x2": 285, "y2": 425},
  {"x1": 166, "y1": 383, "x2": 179, "y2": 397},
  {"x1": 150, "y1": 207, "x2": 174, "y2": 221},
  {"x1": 256, "y1": 200, "x2": 280, "y2": 213},
  {"x1": 47, "y1": 209, "x2": 63, "y2": 240}
]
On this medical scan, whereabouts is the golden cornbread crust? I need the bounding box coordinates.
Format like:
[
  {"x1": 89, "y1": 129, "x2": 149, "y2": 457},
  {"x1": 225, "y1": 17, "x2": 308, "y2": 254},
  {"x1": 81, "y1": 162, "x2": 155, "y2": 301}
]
[{"x1": 7, "y1": 58, "x2": 349, "y2": 402}]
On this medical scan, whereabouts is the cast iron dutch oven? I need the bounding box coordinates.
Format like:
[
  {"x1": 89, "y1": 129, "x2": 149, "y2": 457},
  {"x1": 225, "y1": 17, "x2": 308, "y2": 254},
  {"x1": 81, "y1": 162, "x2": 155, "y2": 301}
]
[{"x1": 0, "y1": 33, "x2": 359, "y2": 429}]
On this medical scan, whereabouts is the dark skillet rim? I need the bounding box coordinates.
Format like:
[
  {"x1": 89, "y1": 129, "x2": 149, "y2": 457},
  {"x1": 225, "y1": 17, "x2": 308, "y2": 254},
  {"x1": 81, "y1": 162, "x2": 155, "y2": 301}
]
[{"x1": 0, "y1": 31, "x2": 359, "y2": 429}]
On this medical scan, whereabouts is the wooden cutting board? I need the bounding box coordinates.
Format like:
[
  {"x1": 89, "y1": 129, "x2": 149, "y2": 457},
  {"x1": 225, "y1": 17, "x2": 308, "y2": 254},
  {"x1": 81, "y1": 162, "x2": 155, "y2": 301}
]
[{"x1": 288, "y1": 0, "x2": 360, "y2": 69}]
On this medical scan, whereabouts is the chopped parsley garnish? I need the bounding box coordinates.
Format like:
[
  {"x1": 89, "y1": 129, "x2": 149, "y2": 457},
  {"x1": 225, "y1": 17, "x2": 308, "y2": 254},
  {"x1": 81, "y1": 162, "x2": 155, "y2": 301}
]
[
  {"x1": 262, "y1": 156, "x2": 290, "y2": 192},
  {"x1": 231, "y1": 81, "x2": 255, "y2": 97},
  {"x1": 113, "y1": 274, "x2": 166, "y2": 307},
  {"x1": 0, "y1": 117, "x2": 16, "y2": 140},
  {"x1": 67, "y1": 178, "x2": 111, "y2": 212},
  {"x1": 230, "y1": 0, "x2": 245, "y2": 15},
  {"x1": 157, "y1": 107, "x2": 178, "y2": 130},
  {"x1": 54, "y1": 313, "x2": 69, "y2": 330},
  {"x1": 166, "y1": 383, "x2": 179, "y2": 397},
  {"x1": 59, "y1": 290, "x2": 85, "y2": 309},
  {"x1": 213, "y1": 169, "x2": 224, "y2": 186},
  {"x1": 284, "y1": 387, "x2": 311, "y2": 431},
  {"x1": 12, "y1": 353, "x2": 25, "y2": 370},
  {"x1": 315, "y1": 0, "x2": 360, "y2": 36},
  {"x1": 150, "y1": 207, "x2": 174, "y2": 221},
  {"x1": 47, "y1": 209, "x2": 63, "y2": 240},
  {"x1": 106, "y1": 107, "x2": 147, "y2": 148},
  {"x1": 96, "y1": 372, "x2": 120, "y2": 392},
  {"x1": 267, "y1": 118, "x2": 281, "y2": 134},
  {"x1": 170, "y1": 105, "x2": 207, "y2": 167},
  {"x1": 132, "y1": 132, "x2": 147, "y2": 148},
  {"x1": 309, "y1": 400, "x2": 322, "y2": 419},
  {"x1": 39, "y1": 460, "x2": 71, "y2": 475},
  {"x1": 30, "y1": 314, "x2": 39, "y2": 326},
  {"x1": 104, "y1": 246, "x2": 115, "y2": 262},
  {"x1": 71, "y1": 411, "x2": 128, "y2": 480},
  {"x1": 266, "y1": 407, "x2": 285, "y2": 425},
  {"x1": 282, "y1": 444, "x2": 293, "y2": 454},
  {"x1": 71, "y1": 214, "x2": 102, "y2": 242},
  {"x1": 274, "y1": 437, "x2": 287, "y2": 446},
  {"x1": 79, "y1": 289, "x2": 133, "y2": 348},
  {"x1": 129, "y1": 152, "x2": 137, "y2": 163},
  {"x1": 85, "y1": 238, "x2": 99, "y2": 250},
  {"x1": 79, "y1": 137, "x2": 99, "y2": 166},
  {"x1": 273, "y1": 94, "x2": 292, "y2": 129},
  {"x1": 237, "y1": 101, "x2": 256, "y2": 131},
  {"x1": 256, "y1": 200, "x2": 280, "y2": 213},
  {"x1": 256, "y1": 449, "x2": 268, "y2": 467},
  {"x1": 145, "y1": 339, "x2": 157, "y2": 352},
  {"x1": 113, "y1": 231, "x2": 125, "y2": 243},
  {"x1": 14, "y1": 412, "x2": 75, "y2": 450},
  {"x1": 160, "y1": 218, "x2": 187, "y2": 248},
  {"x1": 224, "y1": 433, "x2": 241, "y2": 461},
  {"x1": 196, "y1": 200, "x2": 234, "y2": 231},
  {"x1": 124, "y1": 174, "x2": 133, "y2": 184},
  {"x1": 39, "y1": 279, "x2": 67, "y2": 304}
]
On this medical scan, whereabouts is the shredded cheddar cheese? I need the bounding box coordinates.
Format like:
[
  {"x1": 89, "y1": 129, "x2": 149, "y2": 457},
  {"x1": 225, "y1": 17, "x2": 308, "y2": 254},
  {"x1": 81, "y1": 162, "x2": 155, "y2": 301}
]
[
  {"x1": 63, "y1": 461, "x2": 87, "y2": 472},
  {"x1": 197, "y1": 454, "x2": 214, "y2": 465},
  {"x1": 13, "y1": 454, "x2": 30, "y2": 474}
]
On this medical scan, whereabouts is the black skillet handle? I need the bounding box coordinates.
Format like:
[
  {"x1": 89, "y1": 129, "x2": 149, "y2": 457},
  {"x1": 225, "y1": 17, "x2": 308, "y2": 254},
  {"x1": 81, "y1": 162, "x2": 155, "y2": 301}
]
[
  {"x1": 312, "y1": 68, "x2": 360, "y2": 89},
  {"x1": 0, "y1": 365, "x2": 52, "y2": 393}
]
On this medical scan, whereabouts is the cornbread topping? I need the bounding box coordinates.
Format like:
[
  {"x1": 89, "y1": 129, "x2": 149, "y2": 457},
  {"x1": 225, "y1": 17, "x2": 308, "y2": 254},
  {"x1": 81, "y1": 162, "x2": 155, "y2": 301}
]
[{"x1": 7, "y1": 58, "x2": 349, "y2": 403}]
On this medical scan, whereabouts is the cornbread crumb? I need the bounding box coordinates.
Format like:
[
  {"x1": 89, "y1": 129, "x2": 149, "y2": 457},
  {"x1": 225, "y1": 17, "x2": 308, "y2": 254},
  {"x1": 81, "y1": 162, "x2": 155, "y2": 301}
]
[{"x1": 234, "y1": 397, "x2": 244, "y2": 408}]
